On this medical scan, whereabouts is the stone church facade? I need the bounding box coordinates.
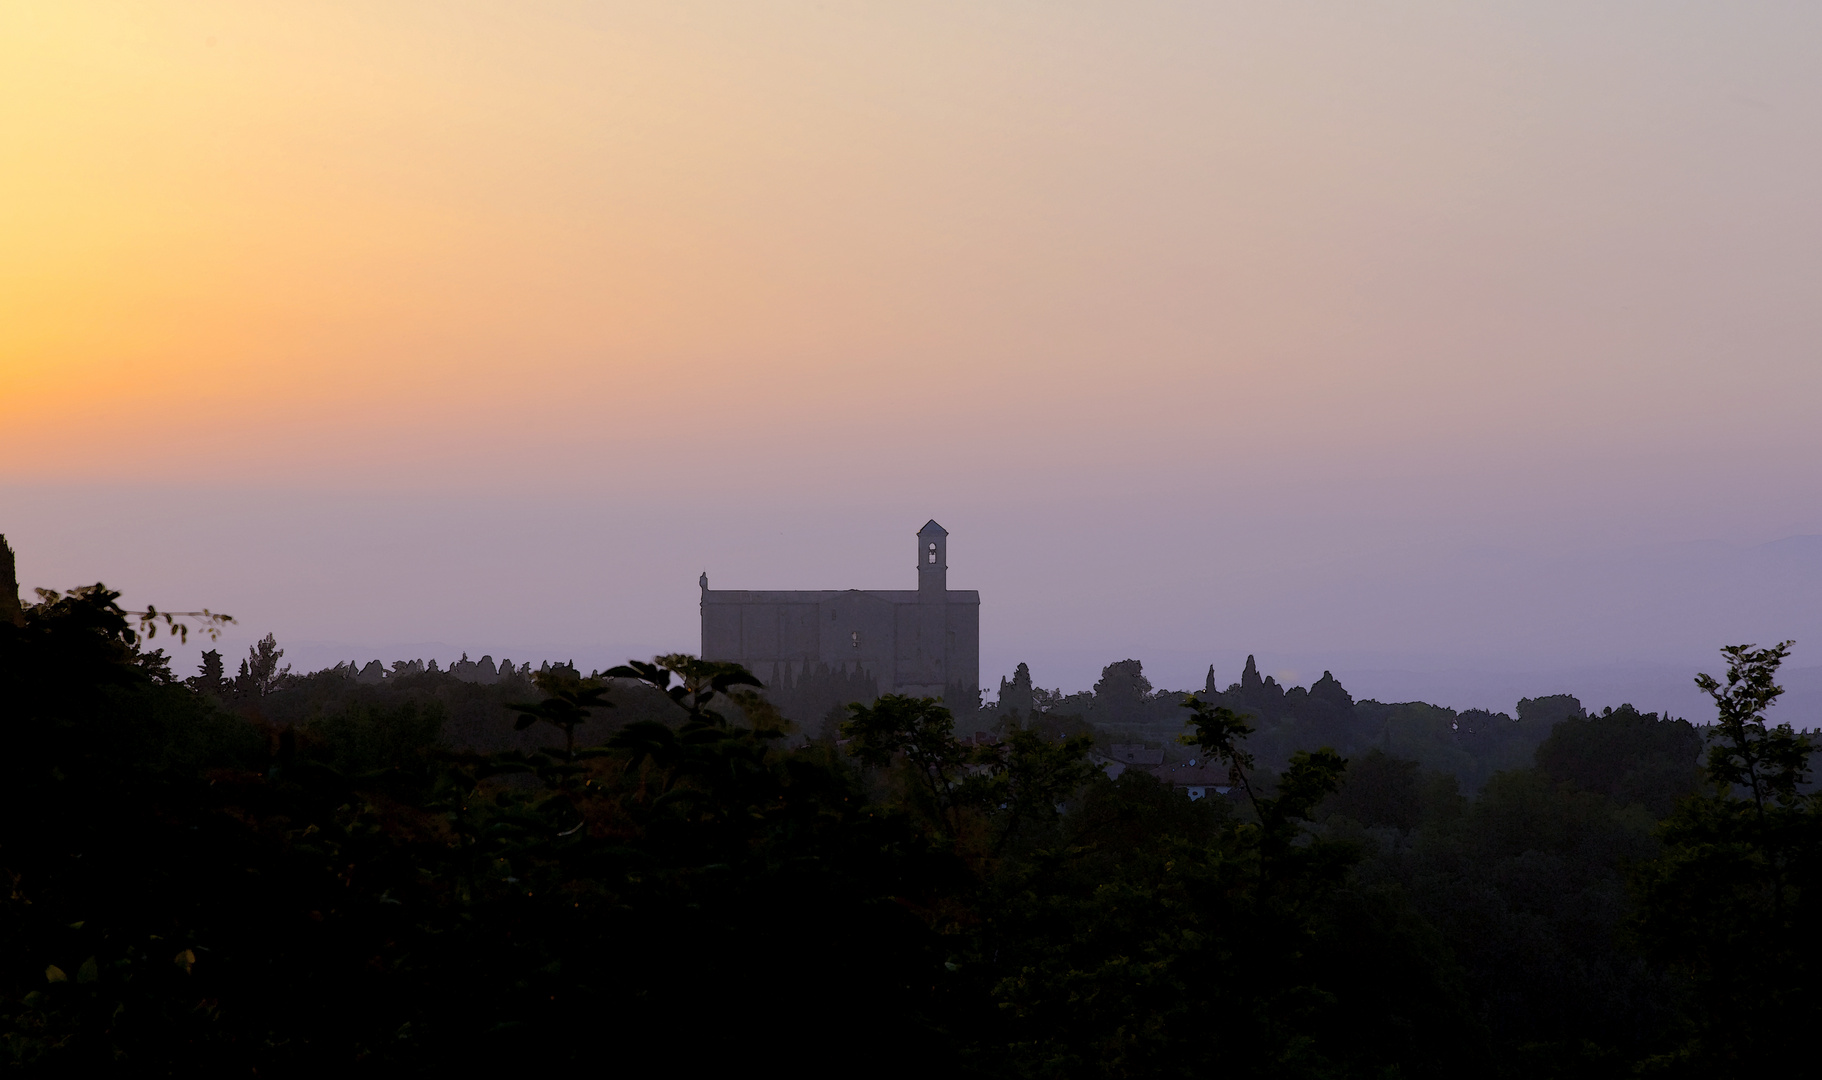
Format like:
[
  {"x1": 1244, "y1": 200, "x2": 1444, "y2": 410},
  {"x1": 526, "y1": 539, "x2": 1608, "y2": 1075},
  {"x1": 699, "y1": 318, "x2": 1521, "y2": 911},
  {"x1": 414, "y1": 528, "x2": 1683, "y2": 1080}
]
[{"x1": 700, "y1": 520, "x2": 981, "y2": 721}]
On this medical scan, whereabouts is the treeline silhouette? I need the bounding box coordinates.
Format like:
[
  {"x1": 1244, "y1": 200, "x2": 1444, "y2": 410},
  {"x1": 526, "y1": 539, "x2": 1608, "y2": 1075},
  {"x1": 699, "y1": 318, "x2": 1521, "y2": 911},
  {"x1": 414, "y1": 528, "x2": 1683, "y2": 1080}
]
[
  {"x1": 992, "y1": 656, "x2": 1657, "y2": 795},
  {"x1": 2, "y1": 572, "x2": 1817, "y2": 1073}
]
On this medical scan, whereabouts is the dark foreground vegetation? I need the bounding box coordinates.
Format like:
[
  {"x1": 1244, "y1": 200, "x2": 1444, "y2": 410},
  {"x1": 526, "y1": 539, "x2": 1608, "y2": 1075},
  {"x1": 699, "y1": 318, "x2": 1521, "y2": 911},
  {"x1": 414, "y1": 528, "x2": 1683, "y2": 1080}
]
[{"x1": 3, "y1": 579, "x2": 1818, "y2": 1074}]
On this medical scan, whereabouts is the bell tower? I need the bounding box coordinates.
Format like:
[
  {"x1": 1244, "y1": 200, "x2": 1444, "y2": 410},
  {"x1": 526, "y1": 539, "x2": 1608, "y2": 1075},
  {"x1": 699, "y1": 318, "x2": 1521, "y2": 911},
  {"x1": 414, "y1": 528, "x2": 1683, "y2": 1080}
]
[{"x1": 917, "y1": 519, "x2": 948, "y2": 600}]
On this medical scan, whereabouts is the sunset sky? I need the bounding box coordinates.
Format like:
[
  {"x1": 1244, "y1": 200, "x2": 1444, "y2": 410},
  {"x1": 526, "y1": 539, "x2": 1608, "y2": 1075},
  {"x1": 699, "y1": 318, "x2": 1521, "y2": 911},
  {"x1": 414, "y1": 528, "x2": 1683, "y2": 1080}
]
[{"x1": 6, "y1": 2, "x2": 1822, "y2": 715}]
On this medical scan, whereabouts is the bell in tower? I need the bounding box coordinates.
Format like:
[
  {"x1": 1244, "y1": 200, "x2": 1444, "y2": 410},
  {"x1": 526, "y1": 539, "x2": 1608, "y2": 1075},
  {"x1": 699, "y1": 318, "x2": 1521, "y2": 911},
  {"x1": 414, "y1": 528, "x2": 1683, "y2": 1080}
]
[{"x1": 918, "y1": 519, "x2": 948, "y2": 600}]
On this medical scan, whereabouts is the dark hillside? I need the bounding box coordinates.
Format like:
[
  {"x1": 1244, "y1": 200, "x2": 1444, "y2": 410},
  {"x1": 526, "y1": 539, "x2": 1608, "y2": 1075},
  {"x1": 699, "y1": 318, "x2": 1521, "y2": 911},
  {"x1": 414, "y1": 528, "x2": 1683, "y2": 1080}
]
[{"x1": 4, "y1": 557, "x2": 1815, "y2": 1073}]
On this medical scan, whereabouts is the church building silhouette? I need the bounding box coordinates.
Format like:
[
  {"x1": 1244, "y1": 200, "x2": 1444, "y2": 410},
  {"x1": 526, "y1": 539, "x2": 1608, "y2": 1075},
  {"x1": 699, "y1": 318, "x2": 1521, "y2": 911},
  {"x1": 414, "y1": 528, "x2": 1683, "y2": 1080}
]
[{"x1": 699, "y1": 520, "x2": 981, "y2": 720}]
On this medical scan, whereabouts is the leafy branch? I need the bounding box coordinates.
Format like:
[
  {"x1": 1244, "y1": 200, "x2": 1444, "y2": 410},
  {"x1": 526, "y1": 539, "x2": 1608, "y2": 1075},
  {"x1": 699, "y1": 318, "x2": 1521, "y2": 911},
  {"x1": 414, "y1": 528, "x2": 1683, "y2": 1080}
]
[
  {"x1": 32, "y1": 587, "x2": 236, "y2": 645},
  {"x1": 1695, "y1": 640, "x2": 1808, "y2": 817},
  {"x1": 508, "y1": 668, "x2": 613, "y2": 760}
]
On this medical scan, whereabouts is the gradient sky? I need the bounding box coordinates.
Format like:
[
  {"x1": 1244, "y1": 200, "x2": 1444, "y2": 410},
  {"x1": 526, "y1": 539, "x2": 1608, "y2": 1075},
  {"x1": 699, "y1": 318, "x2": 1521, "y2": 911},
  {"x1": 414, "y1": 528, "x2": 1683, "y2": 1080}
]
[{"x1": 5, "y1": 3, "x2": 1822, "y2": 717}]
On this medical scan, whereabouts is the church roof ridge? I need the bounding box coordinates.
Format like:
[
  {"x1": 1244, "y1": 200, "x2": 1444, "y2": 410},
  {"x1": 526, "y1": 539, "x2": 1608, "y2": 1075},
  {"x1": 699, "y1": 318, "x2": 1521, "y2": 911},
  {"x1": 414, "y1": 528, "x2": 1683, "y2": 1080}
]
[{"x1": 918, "y1": 519, "x2": 948, "y2": 536}]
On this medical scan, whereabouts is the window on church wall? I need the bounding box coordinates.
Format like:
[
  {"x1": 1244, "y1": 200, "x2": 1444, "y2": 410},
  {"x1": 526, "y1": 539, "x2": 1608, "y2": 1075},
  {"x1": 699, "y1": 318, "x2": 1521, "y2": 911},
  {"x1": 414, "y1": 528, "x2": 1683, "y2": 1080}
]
[
  {"x1": 851, "y1": 630, "x2": 860, "y2": 649},
  {"x1": 927, "y1": 542, "x2": 937, "y2": 564}
]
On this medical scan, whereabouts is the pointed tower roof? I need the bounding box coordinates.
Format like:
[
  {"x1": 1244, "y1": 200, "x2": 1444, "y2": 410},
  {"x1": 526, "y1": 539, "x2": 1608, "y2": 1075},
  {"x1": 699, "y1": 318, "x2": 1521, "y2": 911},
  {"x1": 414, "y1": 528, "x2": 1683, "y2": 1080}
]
[{"x1": 918, "y1": 519, "x2": 948, "y2": 537}]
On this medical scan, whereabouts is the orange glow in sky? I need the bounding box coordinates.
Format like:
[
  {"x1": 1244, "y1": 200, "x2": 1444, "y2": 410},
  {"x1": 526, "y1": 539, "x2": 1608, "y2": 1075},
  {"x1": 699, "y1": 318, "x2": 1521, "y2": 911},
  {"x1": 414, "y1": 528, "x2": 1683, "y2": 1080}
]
[
  {"x1": 10, "y1": 1, "x2": 1818, "y2": 495},
  {"x1": 6, "y1": 3, "x2": 1822, "y2": 702}
]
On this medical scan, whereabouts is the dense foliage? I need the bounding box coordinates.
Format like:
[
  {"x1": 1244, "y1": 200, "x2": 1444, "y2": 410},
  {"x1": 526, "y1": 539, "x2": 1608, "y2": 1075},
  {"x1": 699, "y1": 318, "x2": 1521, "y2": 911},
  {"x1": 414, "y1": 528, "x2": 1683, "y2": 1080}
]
[{"x1": 3, "y1": 582, "x2": 1817, "y2": 1075}]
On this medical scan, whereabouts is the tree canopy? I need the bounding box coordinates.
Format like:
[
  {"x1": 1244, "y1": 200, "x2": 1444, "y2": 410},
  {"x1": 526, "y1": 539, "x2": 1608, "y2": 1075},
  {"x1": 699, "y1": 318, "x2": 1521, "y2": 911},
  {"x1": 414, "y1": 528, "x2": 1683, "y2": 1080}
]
[{"x1": 3, "y1": 574, "x2": 1814, "y2": 1075}]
